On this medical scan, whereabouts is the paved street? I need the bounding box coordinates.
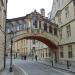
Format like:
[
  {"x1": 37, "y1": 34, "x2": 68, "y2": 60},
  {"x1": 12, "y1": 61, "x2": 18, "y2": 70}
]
[{"x1": 13, "y1": 59, "x2": 74, "y2": 75}]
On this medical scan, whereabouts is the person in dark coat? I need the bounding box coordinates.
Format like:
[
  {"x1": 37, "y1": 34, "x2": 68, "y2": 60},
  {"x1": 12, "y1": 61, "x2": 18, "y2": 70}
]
[
  {"x1": 24, "y1": 55, "x2": 26, "y2": 60},
  {"x1": 35, "y1": 55, "x2": 37, "y2": 61}
]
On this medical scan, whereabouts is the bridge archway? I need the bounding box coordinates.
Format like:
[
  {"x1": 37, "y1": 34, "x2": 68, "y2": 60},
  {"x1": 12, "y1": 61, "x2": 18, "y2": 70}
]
[{"x1": 15, "y1": 35, "x2": 58, "y2": 50}]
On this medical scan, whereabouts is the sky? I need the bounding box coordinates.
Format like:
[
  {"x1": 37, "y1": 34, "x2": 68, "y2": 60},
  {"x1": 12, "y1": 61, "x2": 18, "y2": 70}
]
[{"x1": 7, "y1": 0, "x2": 53, "y2": 19}]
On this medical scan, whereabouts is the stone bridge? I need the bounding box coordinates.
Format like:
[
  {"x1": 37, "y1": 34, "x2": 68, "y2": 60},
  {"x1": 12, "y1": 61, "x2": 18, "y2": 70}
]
[
  {"x1": 13, "y1": 28, "x2": 59, "y2": 50},
  {"x1": 6, "y1": 10, "x2": 59, "y2": 52}
]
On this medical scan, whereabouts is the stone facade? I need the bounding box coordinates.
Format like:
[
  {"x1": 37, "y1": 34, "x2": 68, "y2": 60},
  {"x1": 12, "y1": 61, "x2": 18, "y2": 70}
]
[
  {"x1": 50, "y1": 0, "x2": 75, "y2": 65},
  {"x1": 0, "y1": 0, "x2": 7, "y2": 70}
]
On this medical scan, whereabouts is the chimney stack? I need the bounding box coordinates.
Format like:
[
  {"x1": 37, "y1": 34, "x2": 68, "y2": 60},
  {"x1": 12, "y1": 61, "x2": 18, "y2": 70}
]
[{"x1": 40, "y1": 8, "x2": 45, "y2": 17}]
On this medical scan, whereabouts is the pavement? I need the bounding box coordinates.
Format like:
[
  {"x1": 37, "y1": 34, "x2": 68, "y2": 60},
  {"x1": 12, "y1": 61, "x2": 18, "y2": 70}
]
[
  {"x1": 13, "y1": 59, "x2": 74, "y2": 75},
  {"x1": 1, "y1": 58, "x2": 75, "y2": 75},
  {"x1": 0, "y1": 59, "x2": 27, "y2": 75},
  {"x1": 0, "y1": 64, "x2": 14, "y2": 75},
  {"x1": 0, "y1": 58, "x2": 15, "y2": 75},
  {"x1": 37, "y1": 59, "x2": 75, "y2": 74}
]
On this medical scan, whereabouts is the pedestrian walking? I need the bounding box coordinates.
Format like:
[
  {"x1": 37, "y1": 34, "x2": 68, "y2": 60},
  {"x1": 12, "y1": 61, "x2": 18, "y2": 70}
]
[
  {"x1": 35, "y1": 55, "x2": 37, "y2": 61},
  {"x1": 24, "y1": 55, "x2": 26, "y2": 60}
]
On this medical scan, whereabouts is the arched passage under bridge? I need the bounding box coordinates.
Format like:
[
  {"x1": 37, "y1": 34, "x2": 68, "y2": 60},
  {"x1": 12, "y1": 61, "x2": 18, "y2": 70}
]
[{"x1": 13, "y1": 35, "x2": 59, "y2": 63}]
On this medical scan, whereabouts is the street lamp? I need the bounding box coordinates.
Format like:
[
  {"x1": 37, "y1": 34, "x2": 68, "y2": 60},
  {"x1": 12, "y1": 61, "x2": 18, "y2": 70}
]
[{"x1": 9, "y1": 30, "x2": 14, "y2": 72}]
